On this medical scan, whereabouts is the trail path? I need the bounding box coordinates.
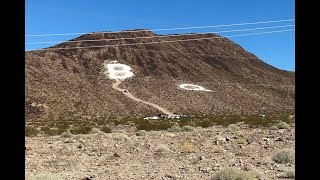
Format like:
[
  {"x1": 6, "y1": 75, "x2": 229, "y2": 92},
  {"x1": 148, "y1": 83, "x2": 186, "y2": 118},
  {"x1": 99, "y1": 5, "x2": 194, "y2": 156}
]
[{"x1": 112, "y1": 79, "x2": 174, "y2": 117}]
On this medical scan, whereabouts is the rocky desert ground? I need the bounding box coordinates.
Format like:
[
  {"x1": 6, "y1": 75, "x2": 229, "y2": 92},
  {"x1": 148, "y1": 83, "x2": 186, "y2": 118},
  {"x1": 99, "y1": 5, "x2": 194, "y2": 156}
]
[{"x1": 25, "y1": 122, "x2": 295, "y2": 180}]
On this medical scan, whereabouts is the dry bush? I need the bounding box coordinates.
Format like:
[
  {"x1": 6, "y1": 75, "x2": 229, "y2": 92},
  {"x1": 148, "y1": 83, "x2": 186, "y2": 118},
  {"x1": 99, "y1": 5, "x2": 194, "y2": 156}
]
[
  {"x1": 276, "y1": 122, "x2": 290, "y2": 129},
  {"x1": 60, "y1": 131, "x2": 73, "y2": 138},
  {"x1": 211, "y1": 167, "x2": 256, "y2": 180},
  {"x1": 101, "y1": 126, "x2": 112, "y2": 133},
  {"x1": 167, "y1": 125, "x2": 182, "y2": 132},
  {"x1": 154, "y1": 144, "x2": 170, "y2": 157},
  {"x1": 272, "y1": 149, "x2": 295, "y2": 164},
  {"x1": 226, "y1": 124, "x2": 240, "y2": 132},
  {"x1": 182, "y1": 125, "x2": 194, "y2": 132},
  {"x1": 25, "y1": 126, "x2": 39, "y2": 137},
  {"x1": 136, "y1": 130, "x2": 147, "y2": 136},
  {"x1": 180, "y1": 142, "x2": 198, "y2": 153},
  {"x1": 278, "y1": 170, "x2": 295, "y2": 179},
  {"x1": 28, "y1": 173, "x2": 58, "y2": 180},
  {"x1": 112, "y1": 133, "x2": 129, "y2": 140},
  {"x1": 91, "y1": 128, "x2": 103, "y2": 134}
]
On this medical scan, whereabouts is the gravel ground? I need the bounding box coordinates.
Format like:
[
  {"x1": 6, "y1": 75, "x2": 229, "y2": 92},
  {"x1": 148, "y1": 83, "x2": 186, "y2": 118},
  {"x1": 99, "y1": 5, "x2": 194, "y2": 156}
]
[{"x1": 25, "y1": 124, "x2": 295, "y2": 180}]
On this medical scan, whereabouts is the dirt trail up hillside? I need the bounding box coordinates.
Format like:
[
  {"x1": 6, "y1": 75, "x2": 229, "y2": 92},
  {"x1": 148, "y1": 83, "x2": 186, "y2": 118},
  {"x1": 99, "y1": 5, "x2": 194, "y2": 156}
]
[{"x1": 112, "y1": 79, "x2": 174, "y2": 117}]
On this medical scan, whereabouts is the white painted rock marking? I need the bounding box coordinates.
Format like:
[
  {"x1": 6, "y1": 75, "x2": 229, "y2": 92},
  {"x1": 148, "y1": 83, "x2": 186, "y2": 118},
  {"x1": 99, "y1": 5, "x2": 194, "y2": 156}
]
[
  {"x1": 104, "y1": 63, "x2": 134, "y2": 79},
  {"x1": 179, "y1": 84, "x2": 212, "y2": 92}
]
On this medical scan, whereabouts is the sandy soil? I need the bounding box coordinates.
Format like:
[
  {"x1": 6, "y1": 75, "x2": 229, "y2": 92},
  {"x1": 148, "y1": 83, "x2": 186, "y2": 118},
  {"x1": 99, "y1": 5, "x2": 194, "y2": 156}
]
[{"x1": 25, "y1": 124, "x2": 295, "y2": 180}]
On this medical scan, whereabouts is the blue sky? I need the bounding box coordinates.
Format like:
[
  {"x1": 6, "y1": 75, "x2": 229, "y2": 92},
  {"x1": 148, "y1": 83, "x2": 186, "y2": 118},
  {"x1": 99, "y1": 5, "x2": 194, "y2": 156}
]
[{"x1": 26, "y1": 0, "x2": 295, "y2": 71}]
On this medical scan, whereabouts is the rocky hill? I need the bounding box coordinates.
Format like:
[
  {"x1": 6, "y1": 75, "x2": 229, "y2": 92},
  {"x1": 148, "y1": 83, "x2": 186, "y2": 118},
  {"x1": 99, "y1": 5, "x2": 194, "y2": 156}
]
[{"x1": 25, "y1": 30, "x2": 294, "y2": 121}]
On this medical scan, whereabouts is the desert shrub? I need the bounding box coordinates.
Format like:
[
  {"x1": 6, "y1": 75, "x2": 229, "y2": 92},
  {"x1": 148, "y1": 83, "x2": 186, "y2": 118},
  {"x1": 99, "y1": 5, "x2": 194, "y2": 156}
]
[
  {"x1": 70, "y1": 125, "x2": 92, "y2": 135},
  {"x1": 226, "y1": 124, "x2": 240, "y2": 132},
  {"x1": 213, "y1": 146, "x2": 224, "y2": 153},
  {"x1": 236, "y1": 137, "x2": 247, "y2": 144},
  {"x1": 279, "y1": 170, "x2": 295, "y2": 179},
  {"x1": 211, "y1": 167, "x2": 256, "y2": 180},
  {"x1": 41, "y1": 126, "x2": 65, "y2": 136},
  {"x1": 60, "y1": 131, "x2": 73, "y2": 138},
  {"x1": 54, "y1": 121, "x2": 71, "y2": 131},
  {"x1": 90, "y1": 128, "x2": 103, "y2": 134},
  {"x1": 100, "y1": 126, "x2": 112, "y2": 133},
  {"x1": 74, "y1": 134, "x2": 86, "y2": 140},
  {"x1": 155, "y1": 144, "x2": 169, "y2": 155},
  {"x1": 28, "y1": 173, "x2": 58, "y2": 180},
  {"x1": 135, "y1": 118, "x2": 172, "y2": 131},
  {"x1": 112, "y1": 133, "x2": 129, "y2": 140},
  {"x1": 276, "y1": 122, "x2": 290, "y2": 129},
  {"x1": 25, "y1": 126, "x2": 39, "y2": 137},
  {"x1": 167, "y1": 125, "x2": 182, "y2": 132},
  {"x1": 182, "y1": 125, "x2": 194, "y2": 132},
  {"x1": 269, "y1": 125, "x2": 278, "y2": 130},
  {"x1": 180, "y1": 142, "x2": 197, "y2": 153},
  {"x1": 117, "y1": 130, "x2": 127, "y2": 134},
  {"x1": 250, "y1": 170, "x2": 263, "y2": 179},
  {"x1": 136, "y1": 130, "x2": 147, "y2": 136},
  {"x1": 272, "y1": 149, "x2": 295, "y2": 164}
]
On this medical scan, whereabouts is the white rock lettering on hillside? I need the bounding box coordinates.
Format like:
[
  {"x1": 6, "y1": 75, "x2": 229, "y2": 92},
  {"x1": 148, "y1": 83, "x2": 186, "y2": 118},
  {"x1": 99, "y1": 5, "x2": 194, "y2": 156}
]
[
  {"x1": 104, "y1": 63, "x2": 134, "y2": 79},
  {"x1": 179, "y1": 84, "x2": 212, "y2": 92},
  {"x1": 103, "y1": 61, "x2": 174, "y2": 117}
]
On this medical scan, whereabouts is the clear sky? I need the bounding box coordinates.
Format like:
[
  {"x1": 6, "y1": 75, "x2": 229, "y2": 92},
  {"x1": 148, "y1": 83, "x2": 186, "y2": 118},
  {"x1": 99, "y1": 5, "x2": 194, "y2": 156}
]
[{"x1": 26, "y1": 0, "x2": 295, "y2": 71}]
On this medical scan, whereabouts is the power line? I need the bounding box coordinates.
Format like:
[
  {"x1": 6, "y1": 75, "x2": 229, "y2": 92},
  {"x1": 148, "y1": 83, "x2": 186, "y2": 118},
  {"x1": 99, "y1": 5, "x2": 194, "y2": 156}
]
[
  {"x1": 28, "y1": 29, "x2": 294, "y2": 51},
  {"x1": 26, "y1": 24, "x2": 294, "y2": 45},
  {"x1": 25, "y1": 18, "x2": 294, "y2": 37}
]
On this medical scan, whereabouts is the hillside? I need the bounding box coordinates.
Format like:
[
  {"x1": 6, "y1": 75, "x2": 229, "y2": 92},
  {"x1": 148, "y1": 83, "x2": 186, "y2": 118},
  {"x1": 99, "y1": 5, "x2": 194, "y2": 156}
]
[{"x1": 25, "y1": 30, "x2": 295, "y2": 121}]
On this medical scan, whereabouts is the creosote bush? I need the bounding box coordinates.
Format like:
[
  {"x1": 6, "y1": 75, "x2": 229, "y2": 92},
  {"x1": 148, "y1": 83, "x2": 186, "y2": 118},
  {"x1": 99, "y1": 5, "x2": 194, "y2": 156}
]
[
  {"x1": 212, "y1": 167, "x2": 256, "y2": 180},
  {"x1": 136, "y1": 130, "x2": 147, "y2": 136},
  {"x1": 28, "y1": 173, "x2": 58, "y2": 180},
  {"x1": 272, "y1": 149, "x2": 295, "y2": 164},
  {"x1": 226, "y1": 124, "x2": 240, "y2": 132},
  {"x1": 100, "y1": 126, "x2": 112, "y2": 133},
  {"x1": 167, "y1": 125, "x2": 182, "y2": 132},
  {"x1": 60, "y1": 131, "x2": 73, "y2": 138},
  {"x1": 91, "y1": 128, "x2": 103, "y2": 134},
  {"x1": 276, "y1": 122, "x2": 290, "y2": 129},
  {"x1": 112, "y1": 133, "x2": 129, "y2": 140},
  {"x1": 269, "y1": 125, "x2": 278, "y2": 130},
  {"x1": 180, "y1": 142, "x2": 197, "y2": 153},
  {"x1": 70, "y1": 125, "x2": 92, "y2": 135},
  {"x1": 155, "y1": 144, "x2": 170, "y2": 154},
  {"x1": 279, "y1": 170, "x2": 295, "y2": 179},
  {"x1": 182, "y1": 125, "x2": 194, "y2": 132},
  {"x1": 25, "y1": 126, "x2": 39, "y2": 137}
]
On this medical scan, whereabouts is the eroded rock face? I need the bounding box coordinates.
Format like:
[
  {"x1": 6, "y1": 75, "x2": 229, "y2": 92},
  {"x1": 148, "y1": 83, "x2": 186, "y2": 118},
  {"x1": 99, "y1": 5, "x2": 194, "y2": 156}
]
[{"x1": 25, "y1": 30, "x2": 294, "y2": 120}]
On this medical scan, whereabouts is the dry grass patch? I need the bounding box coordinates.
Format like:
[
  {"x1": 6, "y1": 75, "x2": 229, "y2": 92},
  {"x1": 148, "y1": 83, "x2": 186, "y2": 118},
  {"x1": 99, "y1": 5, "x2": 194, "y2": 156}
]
[
  {"x1": 180, "y1": 142, "x2": 198, "y2": 153},
  {"x1": 167, "y1": 125, "x2": 182, "y2": 132},
  {"x1": 60, "y1": 131, "x2": 73, "y2": 138},
  {"x1": 276, "y1": 122, "x2": 290, "y2": 129},
  {"x1": 272, "y1": 149, "x2": 295, "y2": 164},
  {"x1": 182, "y1": 125, "x2": 195, "y2": 131},
  {"x1": 278, "y1": 170, "x2": 295, "y2": 179},
  {"x1": 112, "y1": 133, "x2": 129, "y2": 140},
  {"x1": 25, "y1": 125, "x2": 39, "y2": 137},
  {"x1": 136, "y1": 130, "x2": 147, "y2": 136},
  {"x1": 154, "y1": 144, "x2": 170, "y2": 157},
  {"x1": 226, "y1": 124, "x2": 240, "y2": 132},
  {"x1": 28, "y1": 173, "x2": 59, "y2": 180},
  {"x1": 211, "y1": 167, "x2": 256, "y2": 180}
]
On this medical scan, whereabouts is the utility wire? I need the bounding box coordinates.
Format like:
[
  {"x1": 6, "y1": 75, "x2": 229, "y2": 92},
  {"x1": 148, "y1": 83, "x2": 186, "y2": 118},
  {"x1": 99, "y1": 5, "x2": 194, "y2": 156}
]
[
  {"x1": 26, "y1": 24, "x2": 294, "y2": 45},
  {"x1": 28, "y1": 29, "x2": 294, "y2": 51},
  {"x1": 25, "y1": 19, "x2": 294, "y2": 37}
]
